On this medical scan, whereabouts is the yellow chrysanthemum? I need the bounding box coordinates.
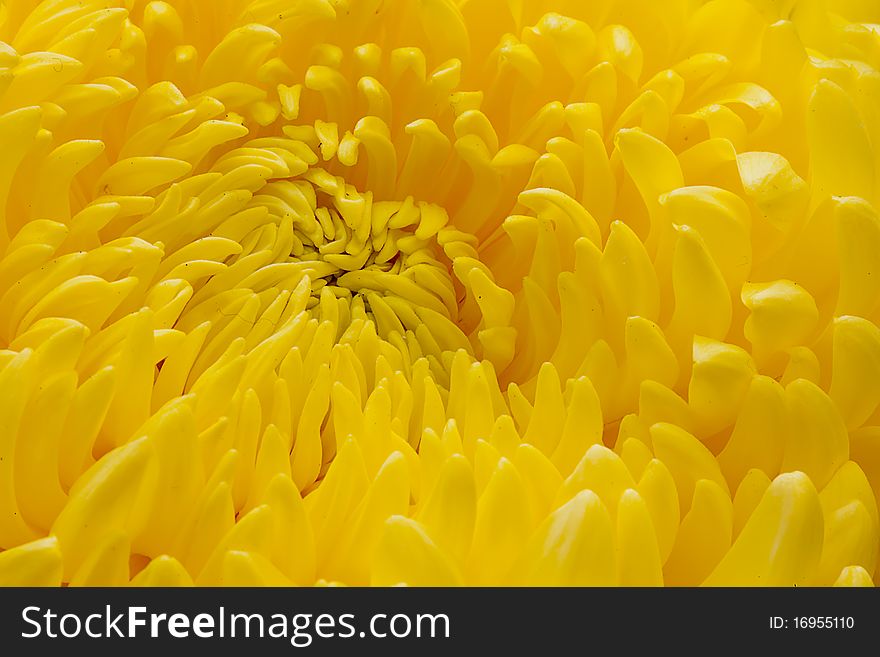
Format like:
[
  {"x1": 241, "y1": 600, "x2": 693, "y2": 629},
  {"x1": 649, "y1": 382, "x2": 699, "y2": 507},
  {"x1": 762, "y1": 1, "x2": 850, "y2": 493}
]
[{"x1": 0, "y1": 0, "x2": 878, "y2": 588}]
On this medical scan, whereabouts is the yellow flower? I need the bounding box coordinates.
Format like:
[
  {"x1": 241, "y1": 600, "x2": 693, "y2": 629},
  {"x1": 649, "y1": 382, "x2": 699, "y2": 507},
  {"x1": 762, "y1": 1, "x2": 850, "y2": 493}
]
[{"x1": 0, "y1": 0, "x2": 878, "y2": 587}]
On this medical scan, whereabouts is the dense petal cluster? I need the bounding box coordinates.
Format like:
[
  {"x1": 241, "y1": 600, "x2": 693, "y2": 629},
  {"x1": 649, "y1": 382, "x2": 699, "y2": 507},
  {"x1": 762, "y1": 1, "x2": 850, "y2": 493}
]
[{"x1": 0, "y1": 0, "x2": 878, "y2": 586}]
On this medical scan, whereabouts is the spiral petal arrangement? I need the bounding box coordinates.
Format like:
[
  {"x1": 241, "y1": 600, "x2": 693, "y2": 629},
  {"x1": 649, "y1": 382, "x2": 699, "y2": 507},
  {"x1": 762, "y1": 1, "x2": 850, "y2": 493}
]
[{"x1": 0, "y1": 0, "x2": 878, "y2": 587}]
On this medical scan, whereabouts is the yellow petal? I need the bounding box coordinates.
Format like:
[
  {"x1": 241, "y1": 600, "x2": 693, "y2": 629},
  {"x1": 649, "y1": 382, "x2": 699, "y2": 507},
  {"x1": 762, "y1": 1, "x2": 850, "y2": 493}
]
[
  {"x1": 829, "y1": 316, "x2": 880, "y2": 430},
  {"x1": 130, "y1": 555, "x2": 194, "y2": 587},
  {"x1": 782, "y1": 379, "x2": 849, "y2": 490},
  {"x1": 704, "y1": 472, "x2": 823, "y2": 586},
  {"x1": 467, "y1": 457, "x2": 532, "y2": 585},
  {"x1": 718, "y1": 376, "x2": 786, "y2": 488},
  {"x1": 807, "y1": 79, "x2": 875, "y2": 208},
  {"x1": 732, "y1": 468, "x2": 772, "y2": 539},
  {"x1": 637, "y1": 458, "x2": 680, "y2": 563},
  {"x1": 689, "y1": 336, "x2": 756, "y2": 437},
  {"x1": 833, "y1": 565, "x2": 874, "y2": 587},
  {"x1": 650, "y1": 422, "x2": 729, "y2": 514},
  {"x1": 0, "y1": 536, "x2": 63, "y2": 586},
  {"x1": 664, "y1": 479, "x2": 732, "y2": 586},
  {"x1": 616, "y1": 489, "x2": 663, "y2": 586},
  {"x1": 514, "y1": 490, "x2": 615, "y2": 586},
  {"x1": 372, "y1": 516, "x2": 461, "y2": 587}
]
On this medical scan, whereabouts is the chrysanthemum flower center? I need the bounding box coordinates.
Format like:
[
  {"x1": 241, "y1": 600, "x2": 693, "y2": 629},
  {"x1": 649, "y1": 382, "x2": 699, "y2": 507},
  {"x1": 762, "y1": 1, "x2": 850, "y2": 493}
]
[{"x1": 265, "y1": 174, "x2": 457, "y2": 322}]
